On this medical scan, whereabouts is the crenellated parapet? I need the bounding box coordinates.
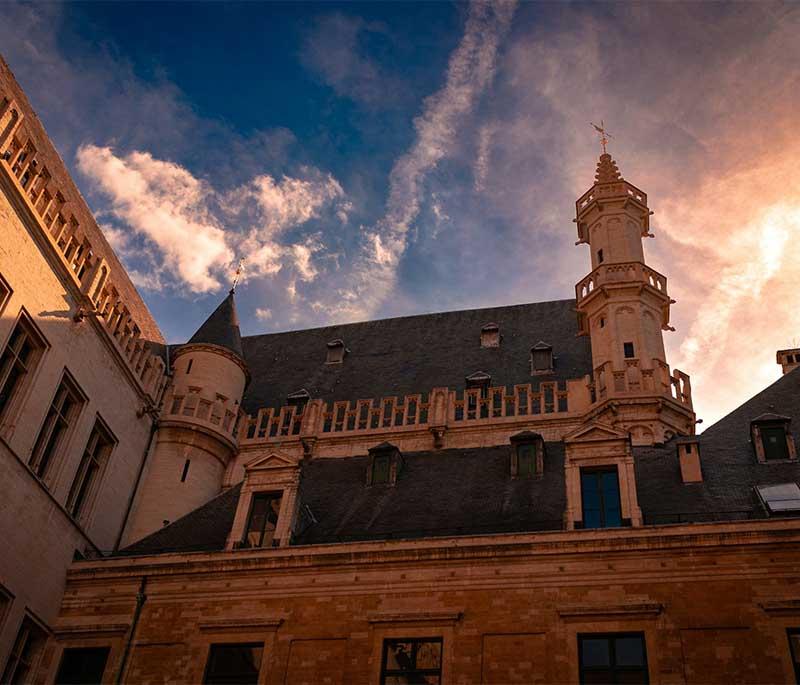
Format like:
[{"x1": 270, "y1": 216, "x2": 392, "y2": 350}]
[{"x1": 0, "y1": 79, "x2": 167, "y2": 406}]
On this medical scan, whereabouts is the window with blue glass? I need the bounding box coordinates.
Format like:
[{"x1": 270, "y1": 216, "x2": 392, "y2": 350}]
[{"x1": 581, "y1": 467, "x2": 622, "y2": 529}]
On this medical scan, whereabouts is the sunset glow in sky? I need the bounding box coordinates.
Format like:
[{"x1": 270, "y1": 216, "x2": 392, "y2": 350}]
[{"x1": 2, "y1": 1, "x2": 799, "y2": 429}]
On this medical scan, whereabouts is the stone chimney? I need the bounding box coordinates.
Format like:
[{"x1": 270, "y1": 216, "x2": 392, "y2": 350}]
[
  {"x1": 777, "y1": 348, "x2": 800, "y2": 375},
  {"x1": 676, "y1": 438, "x2": 702, "y2": 483}
]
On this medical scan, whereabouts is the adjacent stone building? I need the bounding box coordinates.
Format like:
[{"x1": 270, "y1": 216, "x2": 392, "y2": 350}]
[{"x1": 2, "y1": 55, "x2": 800, "y2": 684}]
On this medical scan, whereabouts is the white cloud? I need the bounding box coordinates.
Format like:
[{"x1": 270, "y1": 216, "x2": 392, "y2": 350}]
[
  {"x1": 327, "y1": 0, "x2": 518, "y2": 320},
  {"x1": 77, "y1": 145, "x2": 233, "y2": 293},
  {"x1": 254, "y1": 307, "x2": 273, "y2": 321}
]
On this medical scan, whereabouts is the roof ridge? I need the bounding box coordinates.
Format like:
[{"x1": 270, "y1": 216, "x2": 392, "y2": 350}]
[{"x1": 242, "y1": 297, "x2": 577, "y2": 341}]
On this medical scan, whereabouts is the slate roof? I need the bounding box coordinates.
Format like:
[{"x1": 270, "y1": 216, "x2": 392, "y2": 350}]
[
  {"x1": 238, "y1": 299, "x2": 591, "y2": 414},
  {"x1": 187, "y1": 291, "x2": 244, "y2": 359},
  {"x1": 119, "y1": 484, "x2": 242, "y2": 555},
  {"x1": 634, "y1": 366, "x2": 800, "y2": 524}
]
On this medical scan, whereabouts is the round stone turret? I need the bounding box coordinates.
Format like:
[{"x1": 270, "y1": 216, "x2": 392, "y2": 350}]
[{"x1": 124, "y1": 290, "x2": 249, "y2": 545}]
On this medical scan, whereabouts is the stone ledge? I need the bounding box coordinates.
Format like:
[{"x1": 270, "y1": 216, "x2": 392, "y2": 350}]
[
  {"x1": 759, "y1": 599, "x2": 800, "y2": 615},
  {"x1": 198, "y1": 617, "x2": 284, "y2": 632},
  {"x1": 557, "y1": 602, "x2": 663, "y2": 620},
  {"x1": 53, "y1": 622, "x2": 130, "y2": 638}
]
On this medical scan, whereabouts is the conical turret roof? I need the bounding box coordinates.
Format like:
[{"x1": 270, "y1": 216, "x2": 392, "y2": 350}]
[
  {"x1": 595, "y1": 153, "x2": 623, "y2": 184},
  {"x1": 187, "y1": 290, "x2": 244, "y2": 359}
]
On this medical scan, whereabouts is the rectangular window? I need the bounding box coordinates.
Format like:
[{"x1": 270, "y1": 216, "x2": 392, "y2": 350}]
[
  {"x1": 623, "y1": 342, "x2": 635, "y2": 359},
  {"x1": 380, "y1": 638, "x2": 443, "y2": 685},
  {"x1": 242, "y1": 493, "x2": 282, "y2": 548},
  {"x1": 55, "y1": 646, "x2": 110, "y2": 685},
  {"x1": 788, "y1": 629, "x2": 800, "y2": 684},
  {"x1": 29, "y1": 373, "x2": 84, "y2": 479},
  {"x1": 1, "y1": 616, "x2": 47, "y2": 684},
  {"x1": 579, "y1": 633, "x2": 648, "y2": 684},
  {"x1": 372, "y1": 454, "x2": 390, "y2": 484},
  {"x1": 67, "y1": 419, "x2": 115, "y2": 519},
  {"x1": 0, "y1": 272, "x2": 11, "y2": 314},
  {"x1": 597, "y1": 248, "x2": 604, "y2": 263},
  {"x1": 762, "y1": 426, "x2": 790, "y2": 461},
  {"x1": 517, "y1": 443, "x2": 537, "y2": 477},
  {"x1": 581, "y1": 467, "x2": 622, "y2": 529},
  {"x1": 0, "y1": 314, "x2": 46, "y2": 421},
  {"x1": 203, "y1": 643, "x2": 263, "y2": 685}
]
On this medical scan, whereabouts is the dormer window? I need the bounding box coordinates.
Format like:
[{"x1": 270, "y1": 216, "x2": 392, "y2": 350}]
[
  {"x1": 242, "y1": 492, "x2": 282, "y2": 548},
  {"x1": 531, "y1": 342, "x2": 554, "y2": 375},
  {"x1": 287, "y1": 389, "x2": 310, "y2": 410},
  {"x1": 326, "y1": 339, "x2": 346, "y2": 364},
  {"x1": 510, "y1": 431, "x2": 545, "y2": 478},
  {"x1": 367, "y1": 442, "x2": 403, "y2": 486},
  {"x1": 751, "y1": 414, "x2": 796, "y2": 463},
  {"x1": 465, "y1": 371, "x2": 491, "y2": 398},
  {"x1": 480, "y1": 323, "x2": 500, "y2": 348}
]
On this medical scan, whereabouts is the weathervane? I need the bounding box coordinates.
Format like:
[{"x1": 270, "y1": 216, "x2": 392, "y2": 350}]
[
  {"x1": 590, "y1": 120, "x2": 613, "y2": 155},
  {"x1": 230, "y1": 258, "x2": 245, "y2": 293}
]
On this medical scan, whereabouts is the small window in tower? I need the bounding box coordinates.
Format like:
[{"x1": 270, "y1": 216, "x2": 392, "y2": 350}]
[
  {"x1": 180, "y1": 459, "x2": 191, "y2": 483},
  {"x1": 623, "y1": 342, "x2": 635, "y2": 359},
  {"x1": 600, "y1": 317, "x2": 605, "y2": 329},
  {"x1": 597, "y1": 248, "x2": 604, "y2": 264},
  {"x1": 531, "y1": 342, "x2": 554, "y2": 375},
  {"x1": 186, "y1": 358, "x2": 193, "y2": 374}
]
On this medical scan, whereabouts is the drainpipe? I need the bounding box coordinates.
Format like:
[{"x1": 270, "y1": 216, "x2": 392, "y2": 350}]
[
  {"x1": 113, "y1": 346, "x2": 171, "y2": 552},
  {"x1": 115, "y1": 576, "x2": 147, "y2": 684}
]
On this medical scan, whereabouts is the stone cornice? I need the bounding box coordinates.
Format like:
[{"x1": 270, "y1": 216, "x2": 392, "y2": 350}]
[
  {"x1": 53, "y1": 622, "x2": 130, "y2": 638},
  {"x1": 69, "y1": 519, "x2": 800, "y2": 582},
  {"x1": 557, "y1": 602, "x2": 663, "y2": 620}
]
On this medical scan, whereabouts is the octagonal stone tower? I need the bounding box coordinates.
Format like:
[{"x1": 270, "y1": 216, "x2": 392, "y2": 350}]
[
  {"x1": 574, "y1": 153, "x2": 695, "y2": 444},
  {"x1": 124, "y1": 290, "x2": 248, "y2": 544}
]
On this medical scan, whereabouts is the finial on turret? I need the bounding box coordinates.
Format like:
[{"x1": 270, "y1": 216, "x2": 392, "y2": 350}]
[
  {"x1": 230, "y1": 257, "x2": 245, "y2": 294},
  {"x1": 590, "y1": 120, "x2": 613, "y2": 155}
]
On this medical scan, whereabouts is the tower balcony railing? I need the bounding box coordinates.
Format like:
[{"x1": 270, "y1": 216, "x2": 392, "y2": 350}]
[
  {"x1": 592, "y1": 359, "x2": 692, "y2": 408},
  {"x1": 575, "y1": 180, "x2": 648, "y2": 214},
  {"x1": 238, "y1": 380, "x2": 589, "y2": 446},
  {"x1": 163, "y1": 388, "x2": 242, "y2": 442},
  {"x1": 576, "y1": 262, "x2": 668, "y2": 305}
]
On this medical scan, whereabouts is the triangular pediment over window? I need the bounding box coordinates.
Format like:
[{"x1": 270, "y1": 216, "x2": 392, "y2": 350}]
[
  {"x1": 564, "y1": 422, "x2": 629, "y2": 444},
  {"x1": 244, "y1": 451, "x2": 297, "y2": 472}
]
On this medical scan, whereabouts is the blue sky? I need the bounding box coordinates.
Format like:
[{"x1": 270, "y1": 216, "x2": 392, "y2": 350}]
[{"x1": 2, "y1": 1, "x2": 800, "y2": 426}]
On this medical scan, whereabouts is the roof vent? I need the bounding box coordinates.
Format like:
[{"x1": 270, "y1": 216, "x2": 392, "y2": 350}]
[
  {"x1": 777, "y1": 348, "x2": 800, "y2": 375},
  {"x1": 326, "y1": 339, "x2": 347, "y2": 364},
  {"x1": 531, "y1": 341, "x2": 554, "y2": 375},
  {"x1": 367, "y1": 442, "x2": 403, "y2": 486},
  {"x1": 481, "y1": 323, "x2": 500, "y2": 348},
  {"x1": 676, "y1": 438, "x2": 702, "y2": 483}
]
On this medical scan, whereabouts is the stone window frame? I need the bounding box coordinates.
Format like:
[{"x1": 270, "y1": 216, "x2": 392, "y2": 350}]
[
  {"x1": 28, "y1": 368, "x2": 87, "y2": 488},
  {"x1": 1, "y1": 611, "x2": 49, "y2": 684},
  {"x1": 190, "y1": 619, "x2": 282, "y2": 685},
  {"x1": 379, "y1": 636, "x2": 443, "y2": 684},
  {"x1": 0, "y1": 271, "x2": 11, "y2": 316},
  {"x1": 577, "y1": 632, "x2": 650, "y2": 684},
  {"x1": 0, "y1": 307, "x2": 50, "y2": 433},
  {"x1": 367, "y1": 618, "x2": 457, "y2": 685},
  {"x1": 66, "y1": 415, "x2": 117, "y2": 525},
  {"x1": 228, "y1": 452, "x2": 301, "y2": 550},
  {"x1": 0, "y1": 583, "x2": 13, "y2": 635},
  {"x1": 509, "y1": 430, "x2": 545, "y2": 479},
  {"x1": 751, "y1": 414, "x2": 797, "y2": 464},
  {"x1": 239, "y1": 491, "x2": 284, "y2": 549},
  {"x1": 367, "y1": 442, "x2": 404, "y2": 487}
]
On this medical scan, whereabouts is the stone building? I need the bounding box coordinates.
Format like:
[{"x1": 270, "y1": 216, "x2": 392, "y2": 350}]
[{"x1": 2, "y1": 55, "x2": 800, "y2": 684}]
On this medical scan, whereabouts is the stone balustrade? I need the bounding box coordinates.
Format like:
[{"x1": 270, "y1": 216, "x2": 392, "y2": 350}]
[
  {"x1": 0, "y1": 94, "x2": 167, "y2": 404},
  {"x1": 163, "y1": 388, "x2": 242, "y2": 442},
  {"x1": 239, "y1": 380, "x2": 586, "y2": 446},
  {"x1": 576, "y1": 179, "x2": 648, "y2": 213},
  {"x1": 576, "y1": 261, "x2": 668, "y2": 304}
]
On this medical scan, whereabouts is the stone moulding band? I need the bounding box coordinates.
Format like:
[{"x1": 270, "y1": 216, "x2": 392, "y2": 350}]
[
  {"x1": 53, "y1": 622, "x2": 131, "y2": 638},
  {"x1": 557, "y1": 602, "x2": 663, "y2": 619},
  {"x1": 366, "y1": 610, "x2": 464, "y2": 624},
  {"x1": 197, "y1": 617, "x2": 285, "y2": 632},
  {"x1": 758, "y1": 599, "x2": 800, "y2": 615}
]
